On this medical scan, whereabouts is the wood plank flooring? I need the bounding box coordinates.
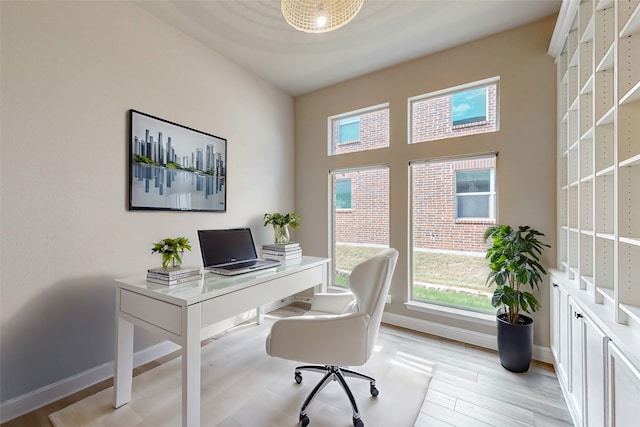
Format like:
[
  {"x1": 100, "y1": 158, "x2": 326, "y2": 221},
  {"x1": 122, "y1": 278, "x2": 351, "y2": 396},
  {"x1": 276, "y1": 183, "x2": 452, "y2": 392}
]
[{"x1": 2, "y1": 305, "x2": 573, "y2": 427}]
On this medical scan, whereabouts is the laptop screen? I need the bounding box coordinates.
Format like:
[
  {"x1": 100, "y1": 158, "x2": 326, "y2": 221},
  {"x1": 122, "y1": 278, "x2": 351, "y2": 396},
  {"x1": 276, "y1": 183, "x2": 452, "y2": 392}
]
[{"x1": 197, "y1": 228, "x2": 258, "y2": 267}]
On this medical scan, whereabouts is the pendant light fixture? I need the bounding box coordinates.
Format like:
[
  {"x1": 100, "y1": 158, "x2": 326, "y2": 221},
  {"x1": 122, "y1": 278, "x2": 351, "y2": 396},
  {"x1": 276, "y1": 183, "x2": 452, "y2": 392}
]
[{"x1": 281, "y1": 0, "x2": 364, "y2": 33}]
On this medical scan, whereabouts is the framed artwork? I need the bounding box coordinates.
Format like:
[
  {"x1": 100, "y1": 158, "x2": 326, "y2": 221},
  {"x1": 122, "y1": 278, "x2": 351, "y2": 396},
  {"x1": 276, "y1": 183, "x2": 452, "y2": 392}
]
[{"x1": 129, "y1": 109, "x2": 227, "y2": 212}]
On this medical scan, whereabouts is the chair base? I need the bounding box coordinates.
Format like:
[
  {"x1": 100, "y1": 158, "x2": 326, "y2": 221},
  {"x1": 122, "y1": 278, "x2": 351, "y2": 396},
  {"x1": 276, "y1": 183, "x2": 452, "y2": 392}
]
[{"x1": 294, "y1": 365, "x2": 378, "y2": 427}]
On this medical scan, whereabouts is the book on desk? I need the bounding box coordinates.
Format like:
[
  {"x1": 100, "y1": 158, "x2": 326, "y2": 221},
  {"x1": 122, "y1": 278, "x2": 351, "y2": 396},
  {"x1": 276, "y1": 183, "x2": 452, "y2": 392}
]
[
  {"x1": 261, "y1": 242, "x2": 302, "y2": 263},
  {"x1": 146, "y1": 266, "x2": 202, "y2": 285}
]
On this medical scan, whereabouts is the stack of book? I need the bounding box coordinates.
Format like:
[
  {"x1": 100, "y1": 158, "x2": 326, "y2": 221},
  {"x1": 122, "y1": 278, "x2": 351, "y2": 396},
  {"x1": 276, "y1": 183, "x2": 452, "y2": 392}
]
[
  {"x1": 261, "y1": 242, "x2": 302, "y2": 264},
  {"x1": 146, "y1": 266, "x2": 202, "y2": 286}
]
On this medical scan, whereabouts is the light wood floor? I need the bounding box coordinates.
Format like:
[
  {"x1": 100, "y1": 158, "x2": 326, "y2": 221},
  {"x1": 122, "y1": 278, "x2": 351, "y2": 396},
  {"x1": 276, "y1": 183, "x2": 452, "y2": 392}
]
[{"x1": 2, "y1": 308, "x2": 573, "y2": 427}]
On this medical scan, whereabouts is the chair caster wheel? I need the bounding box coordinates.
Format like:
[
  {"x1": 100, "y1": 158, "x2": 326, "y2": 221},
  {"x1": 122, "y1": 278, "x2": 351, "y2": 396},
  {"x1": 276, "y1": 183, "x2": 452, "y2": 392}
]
[
  {"x1": 294, "y1": 372, "x2": 303, "y2": 384},
  {"x1": 370, "y1": 384, "x2": 379, "y2": 396},
  {"x1": 300, "y1": 414, "x2": 310, "y2": 426},
  {"x1": 353, "y1": 417, "x2": 364, "y2": 427}
]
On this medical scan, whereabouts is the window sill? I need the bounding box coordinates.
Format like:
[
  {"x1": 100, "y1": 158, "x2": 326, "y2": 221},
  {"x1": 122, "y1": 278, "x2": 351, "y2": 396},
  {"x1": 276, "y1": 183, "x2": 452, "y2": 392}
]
[
  {"x1": 451, "y1": 120, "x2": 488, "y2": 130},
  {"x1": 454, "y1": 218, "x2": 496, "y2": 225},
  {"x1": 404, "y1": 301, "x2": 496, "y2": 326}
]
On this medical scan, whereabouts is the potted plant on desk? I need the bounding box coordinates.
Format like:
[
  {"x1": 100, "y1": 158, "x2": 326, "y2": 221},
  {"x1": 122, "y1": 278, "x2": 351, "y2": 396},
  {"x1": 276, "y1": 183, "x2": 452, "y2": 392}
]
[
  {"x1": 484, "y1": 225, "x2": 550, "y2": 373},
  {"x1": 151, "y1": 237, "x2": 192, "y2": 269},
  {"x1": 263, "y1": 212, "x2": 300, "y2": 244}
]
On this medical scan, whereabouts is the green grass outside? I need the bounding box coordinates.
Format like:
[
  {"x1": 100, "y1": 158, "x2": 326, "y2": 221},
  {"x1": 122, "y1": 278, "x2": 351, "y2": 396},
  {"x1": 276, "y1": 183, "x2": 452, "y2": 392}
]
[
  {"x1": 412, "y1": 287, "x2": 494, "y2": 311},
  {"x1": 334, "y1": 244, "x2": 494, "y2": 312}
]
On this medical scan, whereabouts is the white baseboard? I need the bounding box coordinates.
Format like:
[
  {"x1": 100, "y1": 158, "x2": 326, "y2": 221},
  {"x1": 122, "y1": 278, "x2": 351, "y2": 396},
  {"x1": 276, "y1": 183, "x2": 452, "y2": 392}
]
[
  {"x1": 0, "y1": 300, "x2": 294, "y2": 424},
  {"x1": 382, "y1": 312, "x2": 554, "y2": 364},
  {"x1": 0, "y1": 340, "x2": 179, "y2": 424}
]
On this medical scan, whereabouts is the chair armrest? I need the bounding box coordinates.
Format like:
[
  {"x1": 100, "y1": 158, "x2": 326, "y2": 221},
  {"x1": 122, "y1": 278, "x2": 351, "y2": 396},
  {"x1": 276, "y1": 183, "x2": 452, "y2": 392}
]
[
  {"x1": 310, "y1": 293, "x2": 357, "y2": 314},
  {"x1": 266, "y1": 312, "x2": 370, "y2": 366}
]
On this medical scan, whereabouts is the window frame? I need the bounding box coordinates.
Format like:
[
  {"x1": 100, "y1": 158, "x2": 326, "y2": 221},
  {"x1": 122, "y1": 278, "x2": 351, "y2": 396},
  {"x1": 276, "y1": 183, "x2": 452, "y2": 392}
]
[
  {"x1": 408, "y1": 153, "x2": 497, "y2": 313},
  {"x1": 328, "y1": 102, "x2": 389, "y2": 156},
  {"x1": 338, "y1": 116, "x2": 361, "y2": 144},
  {"x1": 454, "y1": 168, "x2": 496, "y2": 221},
  {"x1": 408, "y1": 76, "x2": 500, "y2": 144},
  {"x1": 335, "y1": 178, "x2": 353, "y2": 210},
  {"x1": 451, "y1": 87, "x2": 488, "y2": 128}
]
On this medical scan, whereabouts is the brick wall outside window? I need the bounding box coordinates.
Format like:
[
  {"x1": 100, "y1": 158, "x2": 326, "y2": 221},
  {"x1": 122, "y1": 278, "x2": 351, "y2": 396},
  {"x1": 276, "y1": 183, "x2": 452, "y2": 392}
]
[
  {"x1": 412, "y1": 157, "x2": 496, "y2": 253},
  {"x1": 411, "y1": 84, "x2": 497, "y2": 143},
  {"x1": 334, "y1": 168, "x2": 389, "y2": 245},
  {"x1": 332, "y1": 108, "x2": 389, "y2": 155}
]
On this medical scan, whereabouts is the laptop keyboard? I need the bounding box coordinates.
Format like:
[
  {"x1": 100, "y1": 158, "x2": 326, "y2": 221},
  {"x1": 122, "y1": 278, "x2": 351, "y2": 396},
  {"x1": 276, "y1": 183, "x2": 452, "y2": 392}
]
[{"x1": 223, "y1": 261, "x2": 258, "y2": 270}]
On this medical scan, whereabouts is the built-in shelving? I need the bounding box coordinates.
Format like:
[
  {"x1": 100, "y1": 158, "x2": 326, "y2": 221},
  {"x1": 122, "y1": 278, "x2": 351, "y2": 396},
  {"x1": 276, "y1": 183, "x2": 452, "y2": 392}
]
[
  {"x1": 554, "y1": 0, "x2": 640, "y2": 330},
  {"x1": 551, "y1": 4, "x2": 640, "y2": 421}
]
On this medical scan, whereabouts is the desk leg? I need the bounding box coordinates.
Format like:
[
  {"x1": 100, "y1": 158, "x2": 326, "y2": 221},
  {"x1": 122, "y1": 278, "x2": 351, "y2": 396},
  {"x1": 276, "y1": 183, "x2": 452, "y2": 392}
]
[
  {"x1": 113, "y1": 309, "x2": 134, "y2": 408},
  {"x1": 182, "y1": 304, "x2": 201, "y2": 427},
  {"x1": 256, "y1": 306, "x2": 264, "y2": 325}
]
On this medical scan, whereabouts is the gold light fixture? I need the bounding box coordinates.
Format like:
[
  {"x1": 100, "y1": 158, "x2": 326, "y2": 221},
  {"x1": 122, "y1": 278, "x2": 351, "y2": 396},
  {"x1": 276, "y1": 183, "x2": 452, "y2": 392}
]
[{"x1": 281, "y1": 0, "x2": 364, "y2": 33}]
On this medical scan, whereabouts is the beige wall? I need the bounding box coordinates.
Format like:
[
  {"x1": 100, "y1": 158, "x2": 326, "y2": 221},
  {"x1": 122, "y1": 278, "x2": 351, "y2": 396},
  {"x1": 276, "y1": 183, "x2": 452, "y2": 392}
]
[
  {"x1": 294, "y1": 17, "x2": 558, "y2": 347},
  {"x1": 0, "y1": 1, "x2": 293, "y2": 403}
]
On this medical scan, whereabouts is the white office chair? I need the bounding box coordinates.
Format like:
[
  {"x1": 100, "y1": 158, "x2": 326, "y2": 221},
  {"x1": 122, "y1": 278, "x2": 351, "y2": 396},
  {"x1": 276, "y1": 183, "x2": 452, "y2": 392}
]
[{"x1": 265, "y1": 248, "x2": 399, "y2": 427}]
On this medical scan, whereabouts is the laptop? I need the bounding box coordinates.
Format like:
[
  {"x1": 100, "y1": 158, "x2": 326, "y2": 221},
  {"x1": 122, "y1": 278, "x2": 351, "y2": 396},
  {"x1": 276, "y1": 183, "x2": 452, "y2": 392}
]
[{"x1": 197, "y1": 228, "x2": 280, "y2": 276}]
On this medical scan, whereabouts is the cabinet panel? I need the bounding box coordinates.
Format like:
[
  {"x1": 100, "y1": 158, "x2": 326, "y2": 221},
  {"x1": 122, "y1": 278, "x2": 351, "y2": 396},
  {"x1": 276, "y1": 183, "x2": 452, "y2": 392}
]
[
  {"x1": 618, "y1": 0, "x2": 640, "y2": 36},
  {"x1": 551, "y1": 279, "x2": 570, "y2": 386},
  {"x1": 595, "y1": 172, "x2": 615, "y2": 235},
  {"x1": 580, "y1": 181, "x2": 594, "y2": 231},
  {"x1": 582, "y1": 314, "x2": 609, "y2": 427},
  {"x1": 580, "y1": 233, "x2": 594, "y2": 291},
  {"x1": 595, "y1": 7, "x2": 614, "y2": 70},
  {"x1": 594, "y1": 122, "x2": 614, "y2": 172},
  {"x1": 608, "y1": 341, "x2": 640, "y2": 427},
  {"x1": 617, "y1": 102, "x2": 640, "y2": 165},
  {"x1": 618, "y1": 242, "x2": 640, "y2": 308},
  {"x1": 595, "y1": 236, "x2": 615, "y2": 302},
  {"x1": 569, "y1": 296, "x2": 584, "y2": 425}
]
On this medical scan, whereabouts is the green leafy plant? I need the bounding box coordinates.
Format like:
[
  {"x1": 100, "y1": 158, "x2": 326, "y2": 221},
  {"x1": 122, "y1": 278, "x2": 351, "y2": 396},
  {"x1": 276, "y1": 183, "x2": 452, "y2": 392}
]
[
  {"x1": 151, "y1": 237, "x2": 192, "y2": 269},
  {"x1": 264, "y1": 212, "x2": 301, "y2": 244},
  {"x1": 484, "y1": 225, "x2": 550, "y2": 324},
  {"x1": 263, "y1": 212, "x2": 301, "y2": 228}
]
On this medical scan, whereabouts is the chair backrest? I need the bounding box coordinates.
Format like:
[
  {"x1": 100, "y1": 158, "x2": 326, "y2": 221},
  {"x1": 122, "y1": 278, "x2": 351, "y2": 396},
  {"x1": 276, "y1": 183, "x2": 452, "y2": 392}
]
[{"x1": 349, "y1": 248, "x2": 398, "y2": 358}]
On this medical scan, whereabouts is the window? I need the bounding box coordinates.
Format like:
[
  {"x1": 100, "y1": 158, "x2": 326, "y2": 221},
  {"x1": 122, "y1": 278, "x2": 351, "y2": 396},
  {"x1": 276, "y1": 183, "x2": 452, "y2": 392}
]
[
  {"x1": 410, "y1": 154, "x2": 496, "y2": 312},
  {"x1": 409, "y1": 77, "x2": 499, "y2": 144},
  {"x1": 329, "y1": 103, "x2": 389, "y2": 155},
  {"x1": 455, "y1": 169, "x2": 495, "y2": 220},
  {"x1": 331, "y1": 167, "x2": 389, "y2": 288},
  {"x1": 338, "y1": 117, "x2": 360, "y2": 144},
  {"x1": 335, "y1": 179, "x2": 352, "y2": 209}
]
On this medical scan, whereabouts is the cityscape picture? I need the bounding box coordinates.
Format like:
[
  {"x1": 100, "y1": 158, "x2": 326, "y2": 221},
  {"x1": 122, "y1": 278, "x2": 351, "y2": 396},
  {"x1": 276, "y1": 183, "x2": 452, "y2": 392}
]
[{"x1": 129, "y1": 110, "x2": 227, "y2": 212}]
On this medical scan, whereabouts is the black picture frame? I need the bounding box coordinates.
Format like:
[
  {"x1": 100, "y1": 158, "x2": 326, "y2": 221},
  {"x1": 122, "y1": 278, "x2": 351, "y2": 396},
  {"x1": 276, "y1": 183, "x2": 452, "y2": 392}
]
[{"x1": 129, "y1": 109, "x2": 227, "y2": 212}]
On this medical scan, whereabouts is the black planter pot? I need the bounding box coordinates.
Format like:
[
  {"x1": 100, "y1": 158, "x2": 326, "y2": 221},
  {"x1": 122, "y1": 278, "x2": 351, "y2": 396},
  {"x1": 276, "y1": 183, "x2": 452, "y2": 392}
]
[{"x1": 496, "y1": 313, "x2": 534, "y2": 373}]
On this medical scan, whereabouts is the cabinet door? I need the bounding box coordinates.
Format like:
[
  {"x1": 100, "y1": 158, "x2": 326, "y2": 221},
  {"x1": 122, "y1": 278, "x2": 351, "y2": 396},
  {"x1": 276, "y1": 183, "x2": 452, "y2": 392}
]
[
  {"x1": 551, "y1": 279, "x2": 570, "y2": 386},
  {"x1": 582, "y1": 314, "x2": 608, "y2": 427},
  {"x1": 608, "y1": 342, "x2": 640, "y2": 427},
  {"x1": 568, "y1": 296, "x2": 584, "y2": 426}
]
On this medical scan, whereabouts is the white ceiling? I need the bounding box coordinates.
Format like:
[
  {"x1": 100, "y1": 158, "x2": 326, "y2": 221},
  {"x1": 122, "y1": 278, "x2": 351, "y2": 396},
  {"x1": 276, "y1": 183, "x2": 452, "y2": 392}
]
[{"x1": 133, "y1": 0, "x2": 561, "y2": 96}]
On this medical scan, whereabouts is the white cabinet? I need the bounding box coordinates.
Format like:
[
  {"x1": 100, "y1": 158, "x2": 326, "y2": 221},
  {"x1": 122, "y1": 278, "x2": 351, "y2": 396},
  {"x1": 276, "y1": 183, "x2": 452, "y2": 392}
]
[
  {"x1": 550, "y1": 271, "x2": 640, "y2": 427},
  {"x1": 608, "y1": 342, "x2": 640, "y2": 426},
  {"x1": 554, "y1": 287, "x2": 608, "y2": 427}
]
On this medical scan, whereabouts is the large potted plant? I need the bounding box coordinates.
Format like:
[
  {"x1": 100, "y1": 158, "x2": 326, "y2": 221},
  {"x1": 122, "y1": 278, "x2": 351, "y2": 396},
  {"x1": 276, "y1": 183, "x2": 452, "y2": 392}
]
[
  {"x1": 263, "y1": 212, "x2": 301, "y2": 244},
  {"x1": 484, "y1": 225, "x2": 550, "y2": 373}
]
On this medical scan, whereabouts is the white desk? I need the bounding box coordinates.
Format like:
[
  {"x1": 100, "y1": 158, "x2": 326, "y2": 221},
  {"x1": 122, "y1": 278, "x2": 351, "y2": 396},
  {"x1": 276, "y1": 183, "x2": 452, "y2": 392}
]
[{"x1": 113, "y1": 256, "x2": 329, "y2": 427}]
